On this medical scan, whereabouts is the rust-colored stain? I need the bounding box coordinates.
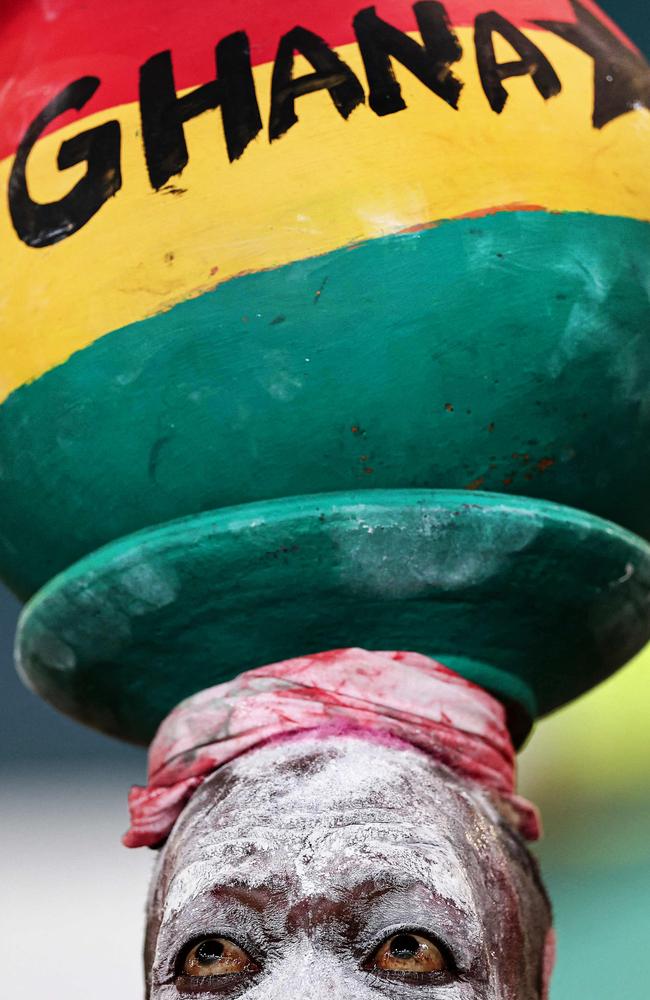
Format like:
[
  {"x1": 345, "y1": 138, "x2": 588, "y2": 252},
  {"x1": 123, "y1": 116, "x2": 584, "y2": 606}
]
[
  {"x1": 465, "y1": 476, "x2": 485, "y2": 491},
  {"x1": 537, "y1": 457, "x2": 556, "y2": 472},
  {"x1": 457, "y1": 202, "x2": 546, "y2": 221},
  {"x1": 209, "y1": 265, "x2": 219, "y2": 276},
  {"x1": 363, "y1": 466, "x2": 374, "y2": 475},
  {"x1": 502, "y1": 476, "x2": 514, "y2": 486},
  {"x1": 444, "y1": 403, "x2": 454, "y2": 412},
  {"x1": 351, "y1": 424, "x2": 366, "y2": 436},
  {"x1": 400, "y1": 203, "x2": 545, "y2": 235}
]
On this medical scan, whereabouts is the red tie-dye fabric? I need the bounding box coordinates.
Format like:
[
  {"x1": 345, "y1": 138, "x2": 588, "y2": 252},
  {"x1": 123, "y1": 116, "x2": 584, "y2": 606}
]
[{"x1": 124, "y1": 648, "x2": 540, "y2": 848}]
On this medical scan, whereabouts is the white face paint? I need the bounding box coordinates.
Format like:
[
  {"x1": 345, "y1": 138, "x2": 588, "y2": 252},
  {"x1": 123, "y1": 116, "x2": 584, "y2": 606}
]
[{"x1": 146, "y1": 733, "x2": 550, "y2": 1000}]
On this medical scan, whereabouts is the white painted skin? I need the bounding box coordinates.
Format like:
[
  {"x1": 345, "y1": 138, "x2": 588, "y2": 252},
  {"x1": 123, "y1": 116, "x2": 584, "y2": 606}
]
[{"x1": 145, "y1": 732, "x2": 551, "y2": 1000}]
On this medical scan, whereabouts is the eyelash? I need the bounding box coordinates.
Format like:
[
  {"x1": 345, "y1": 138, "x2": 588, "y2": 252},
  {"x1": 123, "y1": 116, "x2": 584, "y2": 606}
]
[
  {"x1": 174, "y1": 976, "x2": 250, "y2": 1000},
  {"x1": 362, "y1": 967, "x2": 456, "y2": 993}
]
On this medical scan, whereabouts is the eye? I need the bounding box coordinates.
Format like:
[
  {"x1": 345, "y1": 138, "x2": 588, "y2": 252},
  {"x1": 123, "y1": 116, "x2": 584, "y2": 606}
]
[
  {"x1": 179, "y1": 936, "x2": 258, "y2": 978},
  {"x1": 370, "y1": 931, "x2": 448, "y2": 974}
]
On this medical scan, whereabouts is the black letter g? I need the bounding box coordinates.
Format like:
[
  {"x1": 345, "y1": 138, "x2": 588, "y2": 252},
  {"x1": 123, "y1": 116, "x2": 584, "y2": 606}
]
[{"x1": 8, "y1": 77, "x2": 121, "y2": 248}]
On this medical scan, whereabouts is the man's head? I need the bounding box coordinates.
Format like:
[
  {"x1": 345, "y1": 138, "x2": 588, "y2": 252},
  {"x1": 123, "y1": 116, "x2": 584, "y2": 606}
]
[{"x1": 145, "y1": 732, "x2": 551, "y2": 999}]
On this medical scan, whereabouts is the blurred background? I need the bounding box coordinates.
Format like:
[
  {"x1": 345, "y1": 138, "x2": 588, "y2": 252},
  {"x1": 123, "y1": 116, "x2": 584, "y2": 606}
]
[{"x1": 1, "y1": 2, "x2": 648, "y2": 998}]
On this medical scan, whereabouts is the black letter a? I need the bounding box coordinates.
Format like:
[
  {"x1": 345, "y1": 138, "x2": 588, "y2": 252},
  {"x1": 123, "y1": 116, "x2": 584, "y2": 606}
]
[
  {"x1": 269, "y1": 27, "x2": 365, "y2": 141},
  {"x1": 474, "y1": 12, "x2": 561, "y2": 113}
]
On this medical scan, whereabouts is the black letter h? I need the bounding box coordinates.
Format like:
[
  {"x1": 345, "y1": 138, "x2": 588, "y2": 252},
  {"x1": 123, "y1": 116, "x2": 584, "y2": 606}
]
[{"x1": 139, "y1": 32, "x2": 262, "y2": 190}]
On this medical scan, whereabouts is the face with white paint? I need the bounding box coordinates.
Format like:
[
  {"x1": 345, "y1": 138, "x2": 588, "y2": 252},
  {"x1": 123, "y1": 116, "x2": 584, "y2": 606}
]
[{"x1": 145, "y1": 733, "x2": 551, "y2": 999}]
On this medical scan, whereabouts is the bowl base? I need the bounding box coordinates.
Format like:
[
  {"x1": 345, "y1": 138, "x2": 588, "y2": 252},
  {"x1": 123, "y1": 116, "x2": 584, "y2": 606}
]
[{"x1": 17, "y1": 489, "x2": 650, "y2": 746}]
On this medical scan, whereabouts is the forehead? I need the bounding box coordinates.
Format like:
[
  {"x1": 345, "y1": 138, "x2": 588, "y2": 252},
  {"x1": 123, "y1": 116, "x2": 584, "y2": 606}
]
[
  {"x1": 179, "y1": 732, "x2": 492, "y2": 819},
  {"x1": 161, "y1": 735, "x2": 500, "y2": 913},
  {"x1": 148, "y1": 736, "x2": 550, "y2": 1000}
]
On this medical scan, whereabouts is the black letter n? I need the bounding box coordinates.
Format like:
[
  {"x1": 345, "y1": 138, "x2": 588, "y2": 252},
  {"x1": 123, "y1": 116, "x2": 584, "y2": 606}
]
[
  {"x1": 139, "y1": 32, "x2": 262, "y2": 190},
  {"x1": 353, "y1": 2, "x2": 463, "y2": 116}
]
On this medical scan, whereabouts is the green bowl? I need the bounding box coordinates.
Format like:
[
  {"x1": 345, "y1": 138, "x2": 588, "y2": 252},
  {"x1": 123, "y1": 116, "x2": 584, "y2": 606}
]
[{"x1": 2, "y1": 0, "x2": 649, "y2": 741}]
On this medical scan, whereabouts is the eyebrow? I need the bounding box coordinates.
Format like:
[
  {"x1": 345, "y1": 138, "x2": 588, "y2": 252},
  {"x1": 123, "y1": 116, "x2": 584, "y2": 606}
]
[
  {"x1": 363, "y1": 880, "x2": 471, "y2": 913},
  {"x1": 163, "y1": 863, "x2": 219, "y2": 918},
  {"x1": 163, "y1": 867, "x2": 274, "y2": 921},
  {"x1": 342, "y1": 876, "x2": 475, "y2": 926},
  {"x1": 330, "y1": 843, "x2": 478, "y2": 908}
]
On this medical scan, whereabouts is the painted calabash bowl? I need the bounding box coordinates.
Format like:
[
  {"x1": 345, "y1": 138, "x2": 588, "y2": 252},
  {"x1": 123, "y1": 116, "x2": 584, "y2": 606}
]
[{"x1": 1, "y1": 0, "x2": 649, "y2": 743}]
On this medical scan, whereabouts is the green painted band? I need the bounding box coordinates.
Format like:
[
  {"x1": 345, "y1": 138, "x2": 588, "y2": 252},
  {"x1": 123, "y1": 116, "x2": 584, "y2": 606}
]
[{"x1": 0, "y1": 210, "x2": 649, "y2": 599}]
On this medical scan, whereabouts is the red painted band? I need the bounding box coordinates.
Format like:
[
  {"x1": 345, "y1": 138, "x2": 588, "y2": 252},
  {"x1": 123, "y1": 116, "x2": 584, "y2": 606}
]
[{"x1": 0, "y1": 0, "x2": 633, "y2": 161}]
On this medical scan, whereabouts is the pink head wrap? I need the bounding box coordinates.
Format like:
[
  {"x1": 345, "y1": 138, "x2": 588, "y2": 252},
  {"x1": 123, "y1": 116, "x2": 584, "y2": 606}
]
[{"x1": 124, "y1": 648, "x2": 540, "y2": 848}]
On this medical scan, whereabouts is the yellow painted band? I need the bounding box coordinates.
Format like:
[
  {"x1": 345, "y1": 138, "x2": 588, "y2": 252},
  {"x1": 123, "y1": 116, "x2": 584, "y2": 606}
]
[{"x1": 0, "y1": 28, "x2": 648, "y2": 402}]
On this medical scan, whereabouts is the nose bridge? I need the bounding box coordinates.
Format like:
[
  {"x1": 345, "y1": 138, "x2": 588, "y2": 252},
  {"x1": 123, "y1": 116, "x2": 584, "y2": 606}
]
[{"x1": 259, "y1": 939, "x2": 367, "y2": 1000}]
